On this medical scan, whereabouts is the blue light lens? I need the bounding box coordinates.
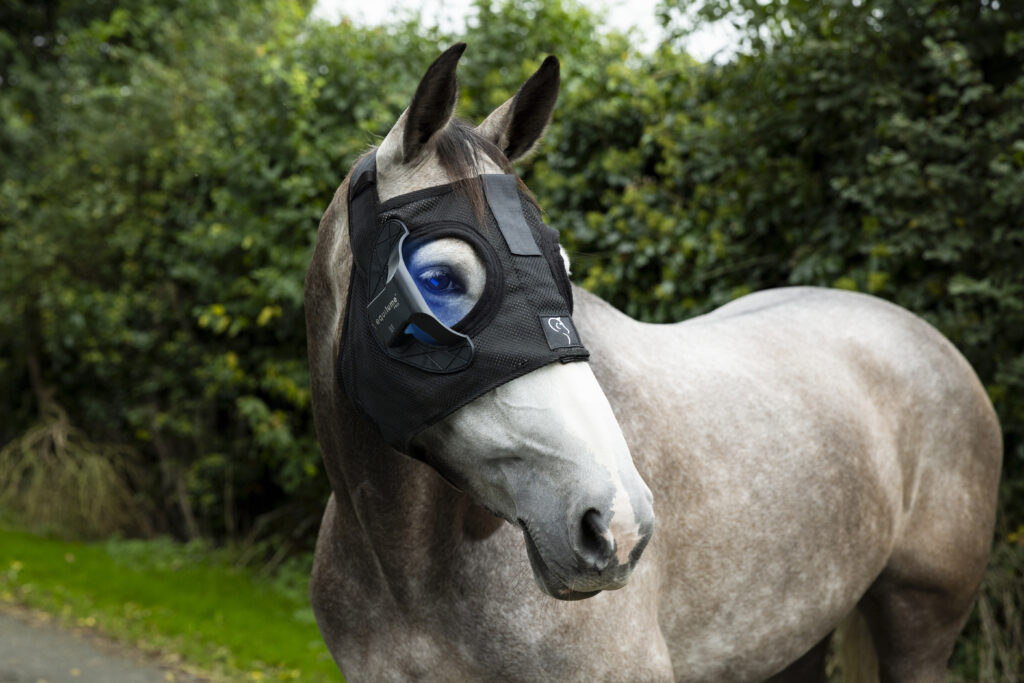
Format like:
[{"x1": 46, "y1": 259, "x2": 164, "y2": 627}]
[
  {"x1": 403, "y1": 240, "x2": 470, "y2": 328},
  {"x1": 404, "y1": 323, "x2": 440, "y2": 345},
  {"x1": 426, "y1": 274, "x2": 450, "y2": 291}
]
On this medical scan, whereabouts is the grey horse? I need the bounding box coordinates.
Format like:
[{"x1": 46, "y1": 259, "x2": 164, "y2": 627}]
[{"x1": 305, "y1": 44, "x2": 1002, "y2": 682}]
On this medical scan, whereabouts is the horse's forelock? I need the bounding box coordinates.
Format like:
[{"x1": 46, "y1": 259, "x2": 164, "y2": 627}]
[
  {"x1": 436, "y1": 117, "x2": 514, "y2": 176},
  {"x1": 419, "y1": 118, "x2": 540, "y2": 221},
  {"x1": 328, "y1": 120, "x2": 540, "y2": 261}
]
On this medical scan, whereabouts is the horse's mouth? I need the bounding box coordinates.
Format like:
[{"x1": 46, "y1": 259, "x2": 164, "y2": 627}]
[{"x1": 519, "y1": 521, "x2": 602, "y2": 601}]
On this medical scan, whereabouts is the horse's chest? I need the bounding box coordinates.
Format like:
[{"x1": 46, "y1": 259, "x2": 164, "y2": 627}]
[
  {"x1": 341, "y1": 608, "x2": 673, "y2": 682},
  {"x1": 323, "y1": 543, "x2": 673, "y2": 682}
]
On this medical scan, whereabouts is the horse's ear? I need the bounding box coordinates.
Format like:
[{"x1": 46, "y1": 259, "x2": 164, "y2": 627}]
[
  {"x1": 379, "y1": 43, "x2": 466, "y2": 167},
  {"x1": 476, "y1": 56, "x2": 560, "y2": 162}
]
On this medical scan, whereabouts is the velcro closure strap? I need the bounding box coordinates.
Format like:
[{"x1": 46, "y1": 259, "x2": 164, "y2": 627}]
[
  {"x1": 348, "y1": 154, "x2": 379, "y2": 275},
  {"x1": 348, "y1": 154, "x2": 377, "y2": 201},
  {"x1": 482, "y1": 174, "x2": 541, "y2": 256}
]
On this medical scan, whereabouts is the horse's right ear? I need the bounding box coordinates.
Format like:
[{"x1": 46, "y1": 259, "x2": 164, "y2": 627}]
[
  {"x1": 378, "y1": 43, "x2": 466, "y2": 168},
  {"x1": 476, "y1": 56, "x2": 560, "y2": 162}
]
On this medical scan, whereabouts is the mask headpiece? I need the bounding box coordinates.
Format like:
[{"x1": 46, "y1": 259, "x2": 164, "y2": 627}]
[{"x1": 337, "y1": 153, "x2": 589, "y2": 449}]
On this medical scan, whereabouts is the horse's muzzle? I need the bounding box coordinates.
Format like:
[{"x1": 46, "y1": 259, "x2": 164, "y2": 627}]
[{"x1": 518, "y1": 492, "x2": 654, "y2": 600}]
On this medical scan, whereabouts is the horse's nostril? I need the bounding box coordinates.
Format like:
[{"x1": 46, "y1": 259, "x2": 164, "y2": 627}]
[{"x1": 578, "y1": 508, "x2": 616, "y2": 571}]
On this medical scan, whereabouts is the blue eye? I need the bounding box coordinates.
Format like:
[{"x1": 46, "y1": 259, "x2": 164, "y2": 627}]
[
  {"x1": 425, "y1": 272, "x2": 452, "y2": 291},
  {"x1": 411, "y1": 267, "x2": 465, "y2": 329},
  {"x1": 417, "y1": 268, "x2": 461, "y2": 294}
]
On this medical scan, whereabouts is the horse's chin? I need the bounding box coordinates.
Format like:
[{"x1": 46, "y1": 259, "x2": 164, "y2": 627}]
[{"x1": 519, "y1": 521, "x2": 604, "y2": 601}]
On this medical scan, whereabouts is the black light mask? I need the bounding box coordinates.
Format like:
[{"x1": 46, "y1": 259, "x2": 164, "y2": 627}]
[{"x1": 338, "y1": 154, "x2": 589, "y2": 449}]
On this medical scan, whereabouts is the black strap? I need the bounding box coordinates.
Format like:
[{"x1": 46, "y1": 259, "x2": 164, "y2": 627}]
[
  {"x1": 348, "y1": 154, "x2": 377, "y2": 202},
  {"x1": 481, "y1": 174, "x2": 542, "y2": 256},
  {"x1": 348, "y1": 154, "x2": 379, "y2": 276}
]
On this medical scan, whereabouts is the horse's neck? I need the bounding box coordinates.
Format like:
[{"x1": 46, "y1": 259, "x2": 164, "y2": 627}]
[
  {"x1": 570, "y1": 285, "x2": 645, "y2": 376},
  {"x1": 326, "y1": 402, "x2": 502, "y2": 594},
  {"x1": 308, "y1": 190, "x2": 501, "y2": 594}
]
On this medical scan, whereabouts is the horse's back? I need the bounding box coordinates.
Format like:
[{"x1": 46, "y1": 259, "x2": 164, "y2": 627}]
[
  {"x1": 692, "y1": 286, "x2": 1001, "y2": 498},
  {"x1": 697, "y1": 286, "x2": 1001, "y2": 578},
  {"x1": 574, "y1": 285, "x2": 1001, "y2": 681},
  {"x1": 593, "y1": 285, "x2": 1000, "y2": 495}
]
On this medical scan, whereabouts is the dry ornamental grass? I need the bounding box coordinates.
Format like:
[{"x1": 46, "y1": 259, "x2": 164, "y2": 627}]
[{"x1": 0, "y1": 396, "x2": 146, "y2": 539}]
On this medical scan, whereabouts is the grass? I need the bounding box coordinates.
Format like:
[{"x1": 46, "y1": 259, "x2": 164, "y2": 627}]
[{"x1": 0, "y1": 527, "x2": 341, "y2": 681}]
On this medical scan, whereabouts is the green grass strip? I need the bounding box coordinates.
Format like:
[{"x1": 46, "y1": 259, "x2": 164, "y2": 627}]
[{"x1": 0, "y1": 528, "x2": 341, "y2": 681}]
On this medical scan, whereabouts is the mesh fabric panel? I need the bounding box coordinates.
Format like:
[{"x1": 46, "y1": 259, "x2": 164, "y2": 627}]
[{"x1": 339, "y1": 161, "x2": 587, "y2": 450}]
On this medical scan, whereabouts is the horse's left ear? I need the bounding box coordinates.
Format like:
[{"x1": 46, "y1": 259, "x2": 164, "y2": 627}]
[{"x1": 476, "y1": 56, "x2": 560, "y2": 162}]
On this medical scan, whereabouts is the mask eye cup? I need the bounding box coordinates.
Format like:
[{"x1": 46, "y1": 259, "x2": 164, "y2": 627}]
[
  {"x1": 402, "y1": 235, "x2": 489, "y2": 329},
  {"x1": 399, "y1": 223, "x2": 504, "y2": 338},
  {"x1": 366, "y1": 220, "x2": 470, "y2": 349}
]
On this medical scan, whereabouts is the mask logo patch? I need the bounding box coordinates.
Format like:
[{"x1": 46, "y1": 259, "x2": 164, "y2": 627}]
[
  {"x1": 548, "y1": 317, "x2": 572, "y2": 344},
  {"x1": 540, "y1": 315, "x2": 581, "y2": 350}
]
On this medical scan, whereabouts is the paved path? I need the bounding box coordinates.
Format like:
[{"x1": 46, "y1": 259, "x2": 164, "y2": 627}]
[{"x1": 0, "y1": 608, "x2": 203, "y2": 683}]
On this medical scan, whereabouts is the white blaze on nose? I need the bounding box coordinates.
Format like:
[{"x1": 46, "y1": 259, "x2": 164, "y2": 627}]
[
  {"x1": 440, "y1": 361, "x2": 650, "y2": 570},
  {"x1": 538, "y1": 362, "x2": 645, "y2": 565},
  {"x1": 609, "y1": 485, "x2": 642, "y2": 565}
]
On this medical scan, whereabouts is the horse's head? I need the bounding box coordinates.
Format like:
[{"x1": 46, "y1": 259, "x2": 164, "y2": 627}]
[{"x1": 310, "y1": 44, "x2": 654, "y2": 600}]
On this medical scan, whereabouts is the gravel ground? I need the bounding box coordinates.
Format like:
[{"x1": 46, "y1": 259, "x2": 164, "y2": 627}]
[{"x1": 0, "y1": 607, "x2": 204, "y2": 683}]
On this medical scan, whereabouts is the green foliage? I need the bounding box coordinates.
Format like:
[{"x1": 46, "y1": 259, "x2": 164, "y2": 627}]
[{"x1": 2, "y1": 0, "x2": 337, "y2": 542}]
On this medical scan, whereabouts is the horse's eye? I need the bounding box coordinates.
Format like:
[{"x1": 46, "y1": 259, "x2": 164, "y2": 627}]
[{"x1": 418, "y1": 268, "x2": 461, "y2": 294}]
